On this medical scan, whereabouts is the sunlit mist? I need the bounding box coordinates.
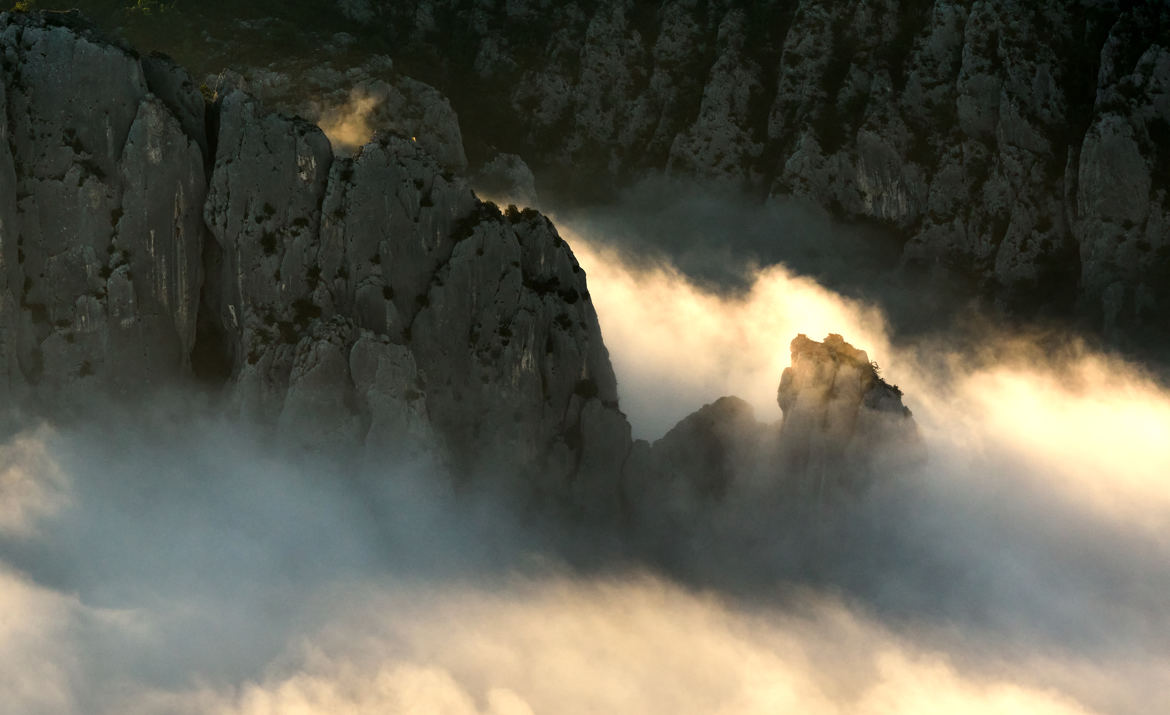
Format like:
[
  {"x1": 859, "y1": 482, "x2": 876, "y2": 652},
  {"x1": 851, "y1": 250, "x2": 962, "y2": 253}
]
[
  {"x1": 931, "y1": 356, "x2": 1170, "y2": 538},
  {"x1": 2, "y1": 3, "x2": 1168, "y2": 712},
  {"x1": 197, "y1": 578, "x2": 1098, "y2": 715},
  {"x1": 0, "y1": 205, "x2": 1166, "y2": 715},
  {"x1": 319, "y1": 90, "x2": 380, "y2": 153},
  {"x1": 563, "y1": 220, "x2": 1170, "y2": 539},
  {"x1": 10, "y1": 569, "x2": 1098, "y2": 715},
  {"x1": 563, "y1": 231, "x2": 890, "y2": 439}
]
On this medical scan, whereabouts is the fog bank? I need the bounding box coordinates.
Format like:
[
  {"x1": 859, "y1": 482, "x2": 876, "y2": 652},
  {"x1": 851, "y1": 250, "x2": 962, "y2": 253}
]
[{"x1": 1, "y1": 195, "x2": 1168, "y2": 713}]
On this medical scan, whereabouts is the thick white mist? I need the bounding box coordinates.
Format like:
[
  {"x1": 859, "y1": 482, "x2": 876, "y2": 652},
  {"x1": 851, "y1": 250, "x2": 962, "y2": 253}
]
[
  {"x1": 561, "y1": 220, "x2": 1170, "y2": 537},
  {"x1": 563, "y1": 232, "x2": 890, "y2": 439},
  {"x1": 0, "y1": 426, "x2": 70, "y2": 538},
  {"x1": 139, "y1": 577, "x2": 1098, "y2": 715},
  {"x1": 1, "y1": 204, "x2": 1168, "y2": 714},
  {"x1": 0, "y1": 554, "x2": 1101, "y2": 715}
]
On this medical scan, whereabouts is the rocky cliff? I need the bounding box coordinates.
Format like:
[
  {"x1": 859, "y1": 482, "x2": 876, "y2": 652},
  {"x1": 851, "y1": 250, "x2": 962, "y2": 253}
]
[
  {"x1": 777, "y1": 333, "x2": 918, "y2": 493},
  {"x1": 0, "y1": 11, "x2": 629, "y2": 512},
  {"x1": 36, "y1": 1, "x2": 1168, "y2": 358},
  {"x1": 329, "y1": 0, "x2": 1169, "y2": 356},
  {"x1": 0, "y1": 11, "x2": 920, "y2": 522}
]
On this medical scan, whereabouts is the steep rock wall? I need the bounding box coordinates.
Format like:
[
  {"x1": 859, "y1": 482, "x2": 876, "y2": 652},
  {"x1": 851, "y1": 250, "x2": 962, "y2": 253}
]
[
  {"x1": 0, "y1": 11, "x2": 925, "y2": 520},
  {"x1": 0, "y1": 11, "x2": 629, "y2": 512},
  {"x1": 339, "y1": 0, "x2": 1170, "y2": 352},
  {"x1": 0, "y1": 12, "x2": 205, "y2": 397}
]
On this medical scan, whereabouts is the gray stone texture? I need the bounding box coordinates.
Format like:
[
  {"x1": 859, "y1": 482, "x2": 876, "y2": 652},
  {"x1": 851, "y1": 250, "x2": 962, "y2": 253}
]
[
  {"x1": 0, "y1": 11, "x2": 627, "y2": 512},
  {"x1": 337, "y1": 0, "x2": 1170, "y2": 349}
]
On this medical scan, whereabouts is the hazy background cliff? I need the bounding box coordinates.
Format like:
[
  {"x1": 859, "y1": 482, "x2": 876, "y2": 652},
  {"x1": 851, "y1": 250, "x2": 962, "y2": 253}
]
[{"x1": 34, "y1": 0, "x2": 1170, "y2": 365}]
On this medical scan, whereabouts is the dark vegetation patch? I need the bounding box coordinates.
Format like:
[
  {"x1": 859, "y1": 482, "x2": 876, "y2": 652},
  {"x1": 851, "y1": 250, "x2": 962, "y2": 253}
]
[
  {"x1": 276, "y1": 320, "x2": 299, "y2": 344},
  {"x1": 291, "y1": 297, "x2": 321, "y2": 325},
  {"x1": 260, "y1": 230, "x2": 278, "y2": 255},
  {"x1": 451, "y1": 200, "x2": 504, "y2": 242},
  {"x1": 573, "y1": 377, "x2": 598, "y2": 400}
]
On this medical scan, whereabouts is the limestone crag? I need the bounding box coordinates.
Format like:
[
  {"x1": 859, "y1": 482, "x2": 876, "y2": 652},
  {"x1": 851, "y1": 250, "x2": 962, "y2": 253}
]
[
  {"x1": 0, "y1": 11, "x2": 626, "y2": 511},
  {"x1": 0, "y1": 12, "x2": 206, "y2": 397},
  {"x1": 0, "y1": 11, "x2": 922, "y2": 520},
  {"x1": 626, "y1": 334, "x2": 918, "y2": 528},
  {"x1": 777, "y1": 333, "x2": 918, "y2": 495},
  {"x1": 650, "y1": 395, "x2": 769, "y2": 502},
  {"x1": 332, "y1": 0, "x2": 1169, "y2": 352},
  {"x1": 211, "y1": 57, "x2": 468, "y2": 171}
]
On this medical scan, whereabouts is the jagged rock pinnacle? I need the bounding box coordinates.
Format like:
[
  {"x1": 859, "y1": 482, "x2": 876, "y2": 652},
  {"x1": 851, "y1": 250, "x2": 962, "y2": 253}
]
[{"x1": 777, "y1": 333, "x2": 918, "y2": 496}]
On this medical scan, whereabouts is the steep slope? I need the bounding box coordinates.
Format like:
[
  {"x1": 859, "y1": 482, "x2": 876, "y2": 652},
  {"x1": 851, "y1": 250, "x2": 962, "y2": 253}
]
[
  {"x1": 776, "y1": 333, "x2": 918, "y2": 493},
  {"x1": 28, "y1": 1, "x2": 1169, "y2": 357},
  {"x1": 0, "y1": 11, "x2": 206, "y2": 397}
]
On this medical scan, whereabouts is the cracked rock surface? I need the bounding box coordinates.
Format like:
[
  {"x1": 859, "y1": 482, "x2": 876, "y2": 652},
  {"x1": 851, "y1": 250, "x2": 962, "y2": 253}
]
[
  {"x1": 1, "y1": 11, "x2": 923, "y2": 519},
  {"x1": 0, "y1": 11, "x2": 627, "y2": 512},
  {"x1": 336, "y1": 0, "x2": 1170, "y2": 355}
]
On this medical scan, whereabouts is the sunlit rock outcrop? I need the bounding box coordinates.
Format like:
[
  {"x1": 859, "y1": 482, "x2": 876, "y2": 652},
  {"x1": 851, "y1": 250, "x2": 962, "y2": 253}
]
[
  {"x1": 631, "y1": 333, "x2": 918, "y2": 523},
  {"x1": 777, "y1": 333, "x2": 917, "y2": 495}
]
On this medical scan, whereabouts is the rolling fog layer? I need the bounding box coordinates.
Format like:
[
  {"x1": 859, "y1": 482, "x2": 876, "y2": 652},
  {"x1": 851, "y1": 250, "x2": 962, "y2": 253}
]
[{"x1": 1, "y1": 193, "x2": 1169, "y2": 713}]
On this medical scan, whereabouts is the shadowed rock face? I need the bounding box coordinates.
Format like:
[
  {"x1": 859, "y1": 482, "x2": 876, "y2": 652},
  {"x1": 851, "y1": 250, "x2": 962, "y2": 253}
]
[
  {"x1": 619, "y1": 333, "x2": 920, "y2": 579},
  {"x1": 651, "y1": 395, "x2": 768, "y2": 501},
  {"x1": 328, "y1": 0, "x2": 1170, "y2": 355},
  {"x1": 0, "y1": 12, "x2": 921, "y2": 520},
  {"x1": 0, "y1": 11, "x2": 206, "y2": 397},
  {"x1": 23, "y1": 2, "x2": 1168, "y2": 359},
  {"x1": 0, "y1": 11, "x2": 628, "y2": 513}
]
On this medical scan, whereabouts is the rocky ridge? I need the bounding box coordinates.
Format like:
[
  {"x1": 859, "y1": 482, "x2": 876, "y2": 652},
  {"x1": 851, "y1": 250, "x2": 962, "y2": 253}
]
[
  {"x1": 0, "y1": 11, "x2": 627, "y2": 511},
  {"x1": 0, "y1": 11, "x2": 918, "y2": 519},
  {"x1": 333, "y1": 0, "x2": 1170, "y2": 356}
]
